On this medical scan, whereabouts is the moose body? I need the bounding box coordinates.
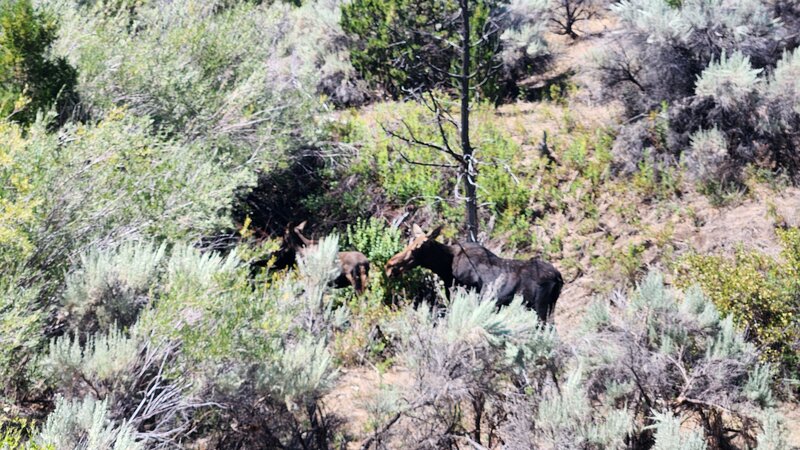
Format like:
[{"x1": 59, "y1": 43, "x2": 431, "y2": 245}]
[
  {"x1": 250, "y1": 222, "x2": 370, "y2": 294},
  {"x1": 386, "y1": 225, "x2": 563, "y2": 321},
  {"x1": 328, "y1": 251, "x2": 370, "y2": 294}
]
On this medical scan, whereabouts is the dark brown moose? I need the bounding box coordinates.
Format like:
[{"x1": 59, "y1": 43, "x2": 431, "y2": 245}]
[
  {"x1": 292, "y1": 222, "x2": 370, "y2": 295},
  {"x1": 248, "y1": 223, "x2": 304, "y2": 275},
  {"x1": 385, "y1": 224, "x2": 563, "y2": 322}
]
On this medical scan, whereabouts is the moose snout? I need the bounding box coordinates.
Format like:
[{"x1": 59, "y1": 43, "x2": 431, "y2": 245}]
[{"x1": 385, "y1": 264, "x2": 400, "y2": 278}]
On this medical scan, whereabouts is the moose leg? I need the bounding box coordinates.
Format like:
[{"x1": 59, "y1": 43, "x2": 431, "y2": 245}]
[
  {"x1": 344, "y1": 270, "x2": 358, "y2": 292},
  {"x1": 356, "y1": 263, "x2": 369, "y2": 295},
  {"x1": 528, "y1": 280, "x2": 560, "y2": 323}
]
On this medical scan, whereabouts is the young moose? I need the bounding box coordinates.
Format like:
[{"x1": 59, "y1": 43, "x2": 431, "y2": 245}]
[
  {"x1": 249, "y1": 222, "x2": 370, "y2": 294},
  {"x1": 385, "y1": 225, "x2": 563, "y2": 321},
  {"x1": 293, "y1": 222, "x2": 371, "y2": 295}
]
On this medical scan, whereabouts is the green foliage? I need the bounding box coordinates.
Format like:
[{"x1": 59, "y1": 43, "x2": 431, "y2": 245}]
[
  {"x1": 577, "y1": 271, "x2": 782, "y2": 446},
  {"x1": 0, "y1": 277, "x2": 42, "y2": 399},
  {"x1": 12, "y1": 110, "x2": 250, "y2": 281},
  {"x1": 0, "y1": 120, "x2": 47, "y2": 268},
  {"x1": 62, "y1": 241, "x2": 165, "y2": 334},
  {"x1": 341, "y1": 0, "x2": 549, "y2": 99},
  {"x1": 649, "y1": 411, "x2": 708, "y2": 450},
  {"x1": 695, "y1": 51, "x2": 763, "y2": 111},
  {"x1": 345, "y1": 218, "x2": 404, "y2": 268},
  {"x1": 259, "y1": 337, "x2": 336, "y2": 410},
  {"x1": 53, "y1": 0, "x2": 327, "y2": 162},
  {"x1": 600, "y1": 0, "x2": 800, "y2": 183},
  {"x1": 375, "y1": 289, "x2": 562, "y2": 446},
  {"x1": 339, "y1": 102, "x2": 536, "y2": 247},
  {"x1": 534, "y1": 369, "x2": 632, "y2": 449},
  {"x1": 42, "y1": 327, "x2": 141, "y2": 397},
  {"x1": 0, "y1": 419, "x2": 52, "y2": 450},
  {"x1": 676, "y1": 227, "x2": 800, "y2": 377},
  {"x1": 756, "y1": 409, "x2": 790, "y2": 450},
  {"x1": 37, "y1": 396, "x2": 142, "y2": 450},
  {"x1": 0, "y1": 0, "x2": 77, "y2": 124}
]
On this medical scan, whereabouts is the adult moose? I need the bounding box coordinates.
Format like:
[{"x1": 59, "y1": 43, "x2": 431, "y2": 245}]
[
  {"x1": 385, "y1": 224, "x2": 563, "y2": 322},
  {"x1": 292, "y1": 222, "x2": 371, "y2": 295}
]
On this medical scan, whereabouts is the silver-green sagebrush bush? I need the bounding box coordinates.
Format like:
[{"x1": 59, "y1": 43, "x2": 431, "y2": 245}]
[
  {"x1": 648, "y1": 411, "x2": 708, "y2": 450},
  {"x1": 363, "y1": 272, "x2": 789, "y2": 449},
  {"x1": 135, "y1": 237, "x2": 344, "y2": 448},
  {"x1": 62, "y1": 241, "x2": 165, "y2": 334},
  {"x1": 6, "y1": 110, "x2": 251, "y2": 283},
  {"x1": 40, "y1": 326, "x2": 197, "y2": 448},
  {"x1": 0, "y1": 278, "x2": 43, "y2": 399},
  {"x1": 50, "y1": 0, "x2": 334, "y2": 158},
  {"x1": 595, "y1": 0, "x2": 800, "y2": 183},
  {"x1": 576, "y1": 272, "x2": 786, "y2": 448},
  {"x1": 364, "y1": 289, "x2": 562, "y2": 448},
  {"x1": 37, "y1": 396, "x2": 142, "y2": 450}
]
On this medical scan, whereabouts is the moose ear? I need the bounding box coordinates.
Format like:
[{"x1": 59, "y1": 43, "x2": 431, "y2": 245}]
[
  {"x1": 411, "y1": 224, "x2": 425, "y2": 237},
  {"x1": 428, "y1": 225, "x2": 443, "y2": 240}
]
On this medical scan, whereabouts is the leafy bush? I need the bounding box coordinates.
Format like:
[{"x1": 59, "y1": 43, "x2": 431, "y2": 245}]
[
  {"x1": 597, "y1": 0, "x2": 783, "y2": 116},
  {"x1": 575, "y1": 271, "x2": 784, "y2": 447},
  {"x1": 682, "y1": 127, "x2": 730, "y2": 182},
  {"x1": 137, "y1": 239, "x2": 345, "y2": 447},
  {"x1": 676, "y1": 227, "x2": 800, "y2": 379},
  {"x1": 0, "y1": 419, "x2": 52, "y2": 450},
  {"x1": 338, "y1": 102, "x2": 536, "y2": 245},
  {"x1": 36, "y1": 396, "x2": 142, "y2": 450},
  {"x1": 595, "y1": 0, "x2": 800, "y2": 183},
  {"x1": 364, "y1": 289, "x2": 562, "y2": 448},
  {"x1": 52, "y1": 0, "x2": 331, "y2": 159},
  {"x1": 364, "y1": 272, "x2": 788, "y2": 448},
  {"x1": 0, "y1": 0, "x2": 77, "y2": 125},
  {"x1": 41, "y1": 326, "x2": 198, "y2": 447},
  {"x1": 0, "y1": 120, "x2": 49, "y2": 269},
  {"x1": 43, "y1": 327, "x2": 142, "y2": 399},
  {"x1": 341, "y1": 0, "x2": 550, "y2": 100},
  {"x1": 61, "y1": 241, "x2": 165, "y2": 334},
  {"x1": 20, "y1": 110, "x2": 249, "y2": 279},
  {"x1": 0, "y1": 277, "x2": 43, "y2": 400}
]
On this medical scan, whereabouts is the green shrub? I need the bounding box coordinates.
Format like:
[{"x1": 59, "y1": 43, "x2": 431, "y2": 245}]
[
  {"x1": 339, "y1": 102, "x2": 537, "y2": 246},
  {"x1": 17, "y1": 110, "x2": 250, "y2": 279},
  {"x1": 0, "y1": 277, "x2": 43, "y2": 400},
  {"x1": 0, "y1": 120, "x2": 50, "y2": 269},
  {"x1": 53, "y1": 0, "x2": 328, "y2": 162},
  {"x1": 62, "y1": 241, "x2": 165, "y2": 334},
  {"x1": 676, "y1": 227, "x2": 800, "y2": 378},
  {"x1": 344, "y1": 218, "x2": 404, "y2": 268},
  {"x1": 37, "y1": 396, "x2": 142, "y2": 450},
  {"x1": 42, "y1": 327, "x2": 141, "y2": 398},
  {"x1": 0, "y1": 0, "x2": 77, "y2": 125},
  {"x1": 341, "y1": 0, "x2": 549, "y2": 99},
  {"x1": 0, "y1": 419, "x2": 53, "y2": 450},
  {"x1": 576, "y1": 271, "x2": 783, "y2": 447},
  {"x1": 139, "y1": 239, "x2": 346, "y2": 447}
]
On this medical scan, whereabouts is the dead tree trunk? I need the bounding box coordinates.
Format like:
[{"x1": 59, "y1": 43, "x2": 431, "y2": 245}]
[{"x1": 460, "y1": 0, "x2": 479, "y2": 242}]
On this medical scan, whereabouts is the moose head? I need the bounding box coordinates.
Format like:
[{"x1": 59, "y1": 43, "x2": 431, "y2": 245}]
[
  {"x1": 291, "y1": 220, "x2": 371, "y2": 295},
  {"x1": 385, "y1": 224, "x2": 444, "y2": 278}
]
